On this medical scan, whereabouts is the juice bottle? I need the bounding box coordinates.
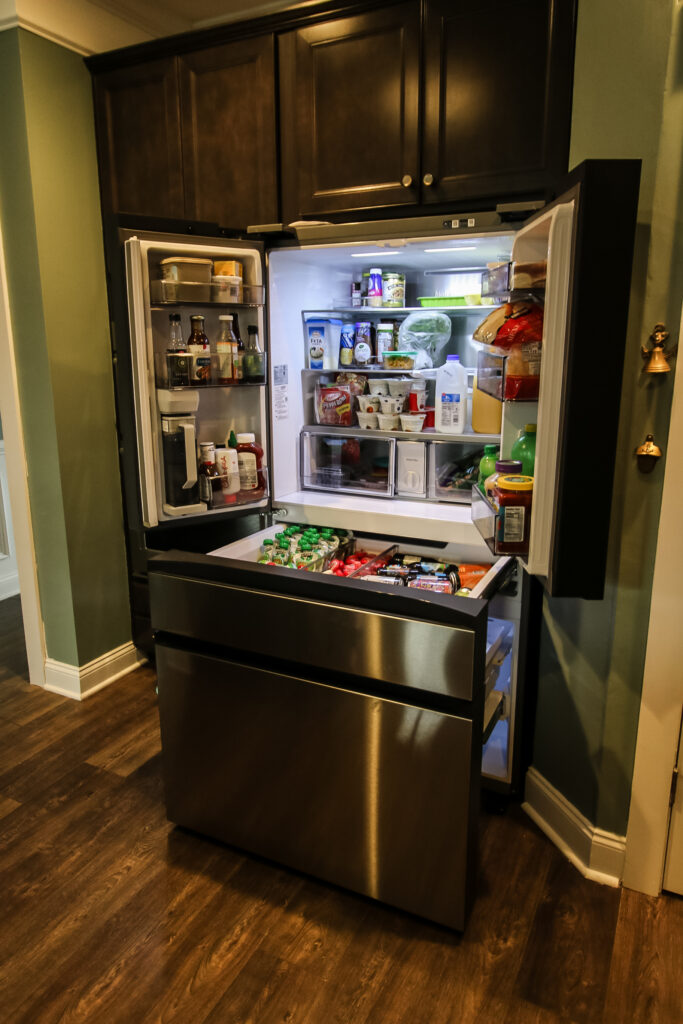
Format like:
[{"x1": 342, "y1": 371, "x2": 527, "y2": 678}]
[
  {"x1": 477, "y1": 444, "x2": 500, "y2": 487},
  {"x1": 471, "y1": 374, "x2": 502, "y2": 433},
  {"x1": 511, "y1": 423, "x2": 537, "y2": 476}
]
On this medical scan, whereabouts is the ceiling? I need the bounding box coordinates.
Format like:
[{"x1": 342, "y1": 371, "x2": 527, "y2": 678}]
[{"x1": 1, "y1": 0, "x2": 307, "y2": 55}]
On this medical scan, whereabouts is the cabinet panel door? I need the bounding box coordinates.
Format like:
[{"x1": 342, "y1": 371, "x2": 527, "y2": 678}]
[
  {"x1": 423, "y1": 0, "x2": 576, "y2": 204},
  {"x1": 94, "y1": 59, "x2": 184, "y2": 219},
  {"x1": 179, "y1": 36, "x2": 278, "y2": 229},
  {"x1": 279, "y1": 2, "x2": 420, "y2": 220}
]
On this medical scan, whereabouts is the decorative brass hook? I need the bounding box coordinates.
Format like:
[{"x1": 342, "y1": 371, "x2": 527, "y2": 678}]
[
  {"x1": 635, "y1": 434, "x2": 662, "y2": 473},
  {"x1": 642, "y1": 322, "x2": 677, "y2": 373}
]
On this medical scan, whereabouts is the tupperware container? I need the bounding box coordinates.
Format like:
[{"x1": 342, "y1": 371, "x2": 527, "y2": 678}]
[
  {"x1": 211, "y1": 275, "x2": 243, "y2": 302},
  {"x1": 383, "y1": 351, "x2": 417, "y2": 369},
  {"x1": 160, "y1": 257, "x2": 213, "y2": 283}
]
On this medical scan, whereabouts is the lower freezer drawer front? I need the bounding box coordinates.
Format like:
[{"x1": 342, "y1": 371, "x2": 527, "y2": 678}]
[{"x1": 156, "y1": 643, "x2": 477, "y2": 931}]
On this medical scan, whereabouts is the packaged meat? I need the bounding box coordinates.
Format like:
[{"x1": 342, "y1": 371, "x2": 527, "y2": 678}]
[{"x1": 315, "y1": 384, "x2": 352, "y2": 426}]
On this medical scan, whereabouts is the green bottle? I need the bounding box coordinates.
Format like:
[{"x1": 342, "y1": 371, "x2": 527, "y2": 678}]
[
  {"x1": 478, "y1": 444, "x2": 500, "y2": 487},
  {"x1": 511, "y1": 423, "x2": 537, "y2": 476}
]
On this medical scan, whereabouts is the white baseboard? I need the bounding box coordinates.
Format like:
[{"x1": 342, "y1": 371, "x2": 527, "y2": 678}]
[
  {"x1": 523, "y1": 767, "x2": 626, "y2": 887},
  {"x1": 0, "y1": 572, "x2": 20, "y2": 600},
  {"x1": 44, "y1": 641, "x2": 146, "y2": 700}
]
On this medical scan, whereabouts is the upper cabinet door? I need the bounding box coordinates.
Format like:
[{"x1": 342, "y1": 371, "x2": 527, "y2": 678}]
[
  {"x1": 94, "y1": 59, "x2": 184, "y2": 219},
  {"x1": 422, "y1": 0, "x2": 576, "y2": 204},
  {"x1": 179, "y1": 37, "x2": 278, "y2": 230},
  {"x1": 279, "y1": 3, "x2": 421, "y2": 221}
]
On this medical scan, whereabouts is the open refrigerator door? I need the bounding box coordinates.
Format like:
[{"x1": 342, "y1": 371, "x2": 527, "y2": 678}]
[{"x1": 123, "y1": 233, "x2": 270, "y2": 528}]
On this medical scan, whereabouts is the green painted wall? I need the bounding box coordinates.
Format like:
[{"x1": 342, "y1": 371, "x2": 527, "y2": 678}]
[
  {"x1": 532, "y1": 0, "x2": 682, "y2": 833},
  {"x1": 0, "y1": 28, "x2": 131, "y2": 667}
]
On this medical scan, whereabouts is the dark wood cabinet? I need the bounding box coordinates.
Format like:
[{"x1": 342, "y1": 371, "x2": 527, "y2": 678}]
[
  {"x1": 93, "y1": 58, "x2": 184, "y2": 219},
  {"x1": 279, "y1": 3, "x2": 421, "y2": 221},
  {"x1": 422, "y1": 0, "x2": 575, "y2": 204},
  {"x1": 179, "y1": 37, "x2": 278, "y2": 229}
]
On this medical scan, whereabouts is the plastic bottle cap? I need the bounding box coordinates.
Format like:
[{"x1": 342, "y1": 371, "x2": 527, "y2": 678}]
[
  {"x1": 248, "y1": 325, "x2": 258, "y2": 334},
  {"x1": 497, "y1": 474, "x2": 534, "y2": 491},
  {"x1": 218, "y1": 314, "x2": 233, "y2": 321},
  {"x1": 524, "y1": 424, "x2": 537, "y2": 433},
  {"x1": 236, "y1": 432, "x2": 255, "y2": 443},
  {"x1": 370, "y1": 267, "x2": 382, "y2": 274},
  {"x1": 495, "y1": 459, "x2": 523, "y2": 473},
  {"x1": 484, "y1": 444, "x2": 499, "y2": 454},
  {"x1": 446, "y1": 355, "x2": 460, "y2": 362}
]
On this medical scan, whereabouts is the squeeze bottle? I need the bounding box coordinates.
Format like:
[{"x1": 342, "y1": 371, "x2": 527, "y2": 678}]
[{"x1": 435, "y1": 354, "x2": 468, "y2": 434}]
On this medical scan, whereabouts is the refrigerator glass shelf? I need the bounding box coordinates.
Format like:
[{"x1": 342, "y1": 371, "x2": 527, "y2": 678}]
[
  {"x1": 302, "y1": 306, "x2": 489, "y2": 316},
  {"x1": 156, "y1": 381, "x2": 266, "y2": 391},
  {"x1": 303, "y1": 424, "x2": 500, "y2": 444},
  {"x1": 150, "y1": 301, "x2": 263, "y2": 310},
  {"x1": 301, "y1": 367, "x2": 428, "y2": 376}
]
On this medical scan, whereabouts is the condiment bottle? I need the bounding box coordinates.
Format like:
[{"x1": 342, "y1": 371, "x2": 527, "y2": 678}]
[
  {"x1": 215, "y1": 443, "x2": 240, "y2": 501},
  {"x1": 236, "y1": 432, "x2": 266, "y2": 501},
  {"x1": 484, "y1": 459, "x2": 523, "y2": 506},
  {"x1": 215, "y1": 315, "x2": 236, "y2": 384},
  {"x1": 198, "y1": 442, "x2": 223, "y2": 507},
  {"x1": 187, "y1": 315, "x2": 211, "y2": 385},
  {"x1": 244, "y1": 324, "x2": 265, "y2": 382},
  {"x1": 511, "y1": 423, "x2": 537, "y2": 476},
  {"x1": 166, "y1": 313, "x2": 190, "y2": 387},
  {"x1": 494, "y1": 475, "x2": 534, "y2": 553}
]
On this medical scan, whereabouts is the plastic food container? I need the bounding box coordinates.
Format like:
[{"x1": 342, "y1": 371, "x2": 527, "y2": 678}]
[
  {"x1": 379, "y1": 395, "x2": 404, "y2": 415},
  {"x1": 387, "y1": 379, "x2": 413, "y2": 400},
  {"x1": 368, "y1": 378, "x2": 390, "y2": 396},
  {"x1": 357, "y1": 394, "x2": 382, "y2": 413},
  {"x1": 214, "y1": 260, "x2": 242, "y2": 278},
  {"x1": 161, "y1": 257, "x2": 213, "y2": 283},
  {"x1": 384, "y1": 350, "x2": 417, "y2": 369},
  {"x1": 358, "y1": 412, "x2": 379, "y2": 429},
  {"x1": 400, "y1": 413, "x2": 426, "y2": 432},
  {"x1": 211, "y1": 274, "x2": 243, "y2": 302},
  {"x1": 377, "y1": 413, "x2": 400, "y2": 430}
]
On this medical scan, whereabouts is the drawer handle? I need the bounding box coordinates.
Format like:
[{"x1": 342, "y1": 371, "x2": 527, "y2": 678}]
[
  {"x1": 401, "y1": 174, "x2": 413, "y2": 188},
  {"x1": 423, "y1": 172, "x2": 435, "y2": 187}
]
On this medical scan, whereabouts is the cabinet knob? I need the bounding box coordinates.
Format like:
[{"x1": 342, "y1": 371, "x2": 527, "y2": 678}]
[
  {"x1": 423, "y1": 173, "x2": 435, "y2": 187},
  {"x1": 401, "y1": 174, "x2": 413, "y2": 188}
]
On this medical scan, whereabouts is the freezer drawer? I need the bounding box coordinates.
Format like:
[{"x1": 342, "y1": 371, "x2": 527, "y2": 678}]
[{"x1": 156, "y1": 642, "x2": 477, "y2": 931}]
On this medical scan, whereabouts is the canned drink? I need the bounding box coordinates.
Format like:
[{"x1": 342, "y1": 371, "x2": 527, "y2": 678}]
[
  {"x1": 354, "y1": 322, "x2": 373, "y2": 366},
  {"x1": 340, "y1": 323, "x2": 355, "y2": 366}
]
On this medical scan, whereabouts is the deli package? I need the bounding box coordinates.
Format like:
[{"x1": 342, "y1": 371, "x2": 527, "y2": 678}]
[
  {"x1": 315, "y1": 383, "x2": 353, "y2": 426},
  {"x1": 473, "y1": 301, "x2": 544, "y2": 401}
]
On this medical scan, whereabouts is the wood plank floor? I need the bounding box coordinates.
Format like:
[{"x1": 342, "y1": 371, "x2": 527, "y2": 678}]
[{"x1": 0, "y1": 594, "x2": 681, "y2": 1023}]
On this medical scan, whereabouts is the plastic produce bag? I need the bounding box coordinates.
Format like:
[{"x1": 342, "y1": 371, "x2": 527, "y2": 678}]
[{"x1": 398, "y1": 311, "x2": 452, "y2": 369}]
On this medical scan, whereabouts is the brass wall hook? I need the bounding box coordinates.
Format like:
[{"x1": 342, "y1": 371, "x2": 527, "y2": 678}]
[
  {"x1": 642, "y1": 322, "x2": 677, "y2": 373},
  {"x1": 635, "y1": 434, "x2": 662, "y2": 473}
]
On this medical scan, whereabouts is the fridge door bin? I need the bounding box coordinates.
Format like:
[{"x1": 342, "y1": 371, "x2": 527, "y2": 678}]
[
  {"x1": 301, "y1": 430, "x2": 396, "y2": 497},
  {"x1": 471, "y1": 485, "x2": 529, "y2": 557},
  {"x1": 155, "y1": 641, "x2": 478, "y2": 931}
]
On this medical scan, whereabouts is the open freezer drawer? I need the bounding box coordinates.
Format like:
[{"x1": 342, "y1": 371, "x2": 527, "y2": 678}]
[{"x1": 149, "y1": 539, "x2": 514, "y2": 930}]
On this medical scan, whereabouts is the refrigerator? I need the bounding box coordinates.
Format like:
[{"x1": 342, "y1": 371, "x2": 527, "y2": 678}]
[{"x1": 111, "y1": 159, "x2": 640, "y2": 930}]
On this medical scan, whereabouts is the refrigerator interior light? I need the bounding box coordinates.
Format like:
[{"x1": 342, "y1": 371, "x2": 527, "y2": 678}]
[
  {"x1": 350, "y1": 250, "x2": 402, "y2": 257},
  {"x1": 423, "y1": 246, "x2": 477, "y2": 253}
]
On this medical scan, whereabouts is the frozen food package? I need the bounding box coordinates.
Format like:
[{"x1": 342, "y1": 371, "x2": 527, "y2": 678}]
[{"x1": 315, "y1": 383, "x2": 352, "y2": 426}]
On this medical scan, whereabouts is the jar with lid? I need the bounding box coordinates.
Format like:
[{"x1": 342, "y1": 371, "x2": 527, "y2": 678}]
[
  {"x1": 375, "y1": 323, "x2": 395, "y2": 362},
  {"x1": 382, "y1": 272, "x2": 405, "y2": 308},
  {"x1": 484, "y1": 459, "x2": 523, "y2": 506},
  {"x1": 236, "y1": 432, "x2": 266, "y2": 501},
  {"x1": 494, "y1": 475, "x2": 533, "y2": 553}
]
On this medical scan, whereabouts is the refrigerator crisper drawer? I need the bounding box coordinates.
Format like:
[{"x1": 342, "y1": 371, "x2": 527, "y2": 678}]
[
  {"x1": 149, "y1": 556, "x2": 483, "y2": 702},
  {"x1": 156, "y1": 642, "x2": 476, "y2": 931},
  {"x1": 300, "y1": 430, "x2": 396, "y2": 497}
]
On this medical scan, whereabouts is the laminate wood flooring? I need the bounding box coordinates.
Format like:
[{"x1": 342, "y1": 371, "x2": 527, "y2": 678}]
[{"x1": 0, "y1": 595, "x2": 681, "y2": 1023}]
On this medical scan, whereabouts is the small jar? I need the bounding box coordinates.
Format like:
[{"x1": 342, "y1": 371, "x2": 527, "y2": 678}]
[
  {"x1": 494, "y1": 474, "x2": 533, "y2": 553},
  {"x1": 382, "y1": 272, "x2": 405, "y2": 307},
  {"x1": 484, "y1": 459, "x2": 523, "y2": 506}
]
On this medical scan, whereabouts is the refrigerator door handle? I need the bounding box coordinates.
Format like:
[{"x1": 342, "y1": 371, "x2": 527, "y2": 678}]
[{"x1": 180, "y1": 421, "x2": 198, "y2": 489}]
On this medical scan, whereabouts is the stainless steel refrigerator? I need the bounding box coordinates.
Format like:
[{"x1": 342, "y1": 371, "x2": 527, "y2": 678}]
[{"x1": 112, "y1": 159, "x2": 640, "y2": 929}]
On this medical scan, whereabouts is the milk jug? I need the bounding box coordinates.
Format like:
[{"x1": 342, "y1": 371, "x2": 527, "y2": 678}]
[{"x1": 435, "y1": 355, "x2": 467, "y2": 433}]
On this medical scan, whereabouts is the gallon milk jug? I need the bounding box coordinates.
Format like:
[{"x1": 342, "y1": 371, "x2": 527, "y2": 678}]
[{"x1": 435, "y1": 355, "x2": 468, "y2": 433}]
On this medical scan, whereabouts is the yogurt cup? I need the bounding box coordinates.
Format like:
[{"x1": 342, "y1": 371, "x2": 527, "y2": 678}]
[
  {"x1": 377, "y1": 413, "x2": 400, "y2": 430},
  {"x1": 387, "y1": 379, "x2": 413, "y2": 400},
  {"x1": 368, "y1": 378, "x2": 390, "y2": 396},
  {"x1": 357, "y1": 412, "x2": 379, "y2": 429},
  {"x1": 400, "y1": 413, "x2": 426, "y2": 432},
  {"x1": 357, "y1": 395, "x2": 382, "y2": 413},
  {"x1": 380, "y1": 395, "x2": 404, "y2": 415}
]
